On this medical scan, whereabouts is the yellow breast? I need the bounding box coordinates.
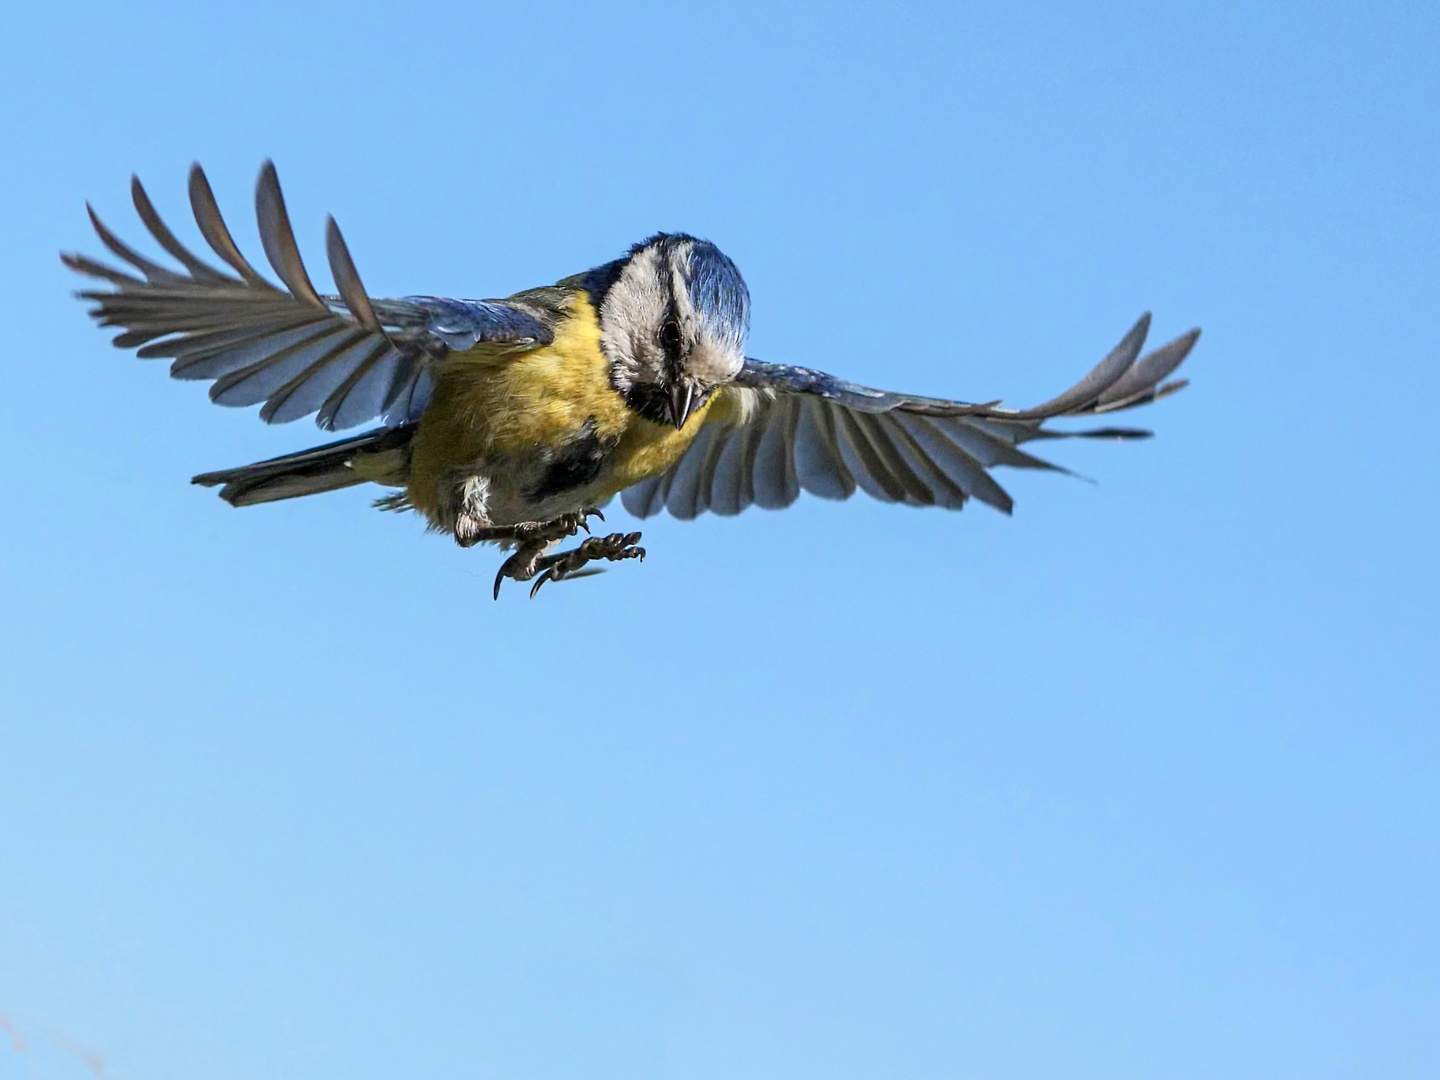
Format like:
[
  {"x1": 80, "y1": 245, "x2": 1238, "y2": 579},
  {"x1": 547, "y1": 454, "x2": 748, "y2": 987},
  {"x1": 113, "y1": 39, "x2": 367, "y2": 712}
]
[{"x1": 602, "y1": 401, "x2": 719, "y2": 495}]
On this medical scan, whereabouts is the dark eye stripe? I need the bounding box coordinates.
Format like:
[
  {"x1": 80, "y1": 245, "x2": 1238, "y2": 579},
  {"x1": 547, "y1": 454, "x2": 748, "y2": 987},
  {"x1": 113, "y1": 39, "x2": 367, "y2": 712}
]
[{"x1": 660, "y1": 318, "x2": 683, "y2": 358}]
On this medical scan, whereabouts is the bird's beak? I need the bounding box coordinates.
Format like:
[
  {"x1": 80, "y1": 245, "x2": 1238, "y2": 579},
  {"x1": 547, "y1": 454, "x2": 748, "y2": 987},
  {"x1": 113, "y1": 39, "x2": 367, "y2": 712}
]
[{"x1": 667, "y1": 381, "x2": 695, "y2": 430}]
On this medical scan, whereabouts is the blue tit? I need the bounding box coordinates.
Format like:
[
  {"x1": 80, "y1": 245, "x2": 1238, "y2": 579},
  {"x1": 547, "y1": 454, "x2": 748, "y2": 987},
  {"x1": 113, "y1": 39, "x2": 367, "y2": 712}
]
[{"x1": 66, "y1": 161, "x2": 1200, "y2": 597}]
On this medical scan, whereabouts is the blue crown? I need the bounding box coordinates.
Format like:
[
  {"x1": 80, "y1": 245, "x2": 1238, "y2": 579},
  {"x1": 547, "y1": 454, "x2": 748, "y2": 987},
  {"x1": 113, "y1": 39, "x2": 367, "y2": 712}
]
[
  {"x1": 629, "y1": 233, "x2": 750, "y2": 349},
  {"x1": 685, "y1": 238, "x2": 750, "y2": 349}
]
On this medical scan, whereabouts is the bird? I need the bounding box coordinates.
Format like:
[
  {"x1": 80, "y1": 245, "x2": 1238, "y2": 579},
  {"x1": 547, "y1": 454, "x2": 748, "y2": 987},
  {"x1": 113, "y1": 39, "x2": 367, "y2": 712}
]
[{"x1": 65, "y1": 161, "x2": 1200, "y2": 598}]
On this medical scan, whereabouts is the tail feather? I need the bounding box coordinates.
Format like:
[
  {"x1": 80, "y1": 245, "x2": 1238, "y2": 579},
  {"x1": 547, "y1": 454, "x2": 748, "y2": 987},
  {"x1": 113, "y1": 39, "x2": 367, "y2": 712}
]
[{"x1": 192, "y1": 425, "x2": 415, "y2": 507}]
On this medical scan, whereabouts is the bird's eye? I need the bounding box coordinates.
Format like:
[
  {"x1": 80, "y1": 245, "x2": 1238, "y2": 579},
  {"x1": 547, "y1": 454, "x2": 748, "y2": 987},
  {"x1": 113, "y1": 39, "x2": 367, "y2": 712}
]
[{"x1": 660, "y1": 319, "x2": 683, "y2": 358}]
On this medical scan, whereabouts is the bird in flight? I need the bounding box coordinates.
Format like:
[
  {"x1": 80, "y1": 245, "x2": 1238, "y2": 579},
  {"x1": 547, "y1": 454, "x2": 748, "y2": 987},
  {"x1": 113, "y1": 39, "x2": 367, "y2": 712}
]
[{"x1": 65, "y1": 162, "x2": 1199, "y2": 597}]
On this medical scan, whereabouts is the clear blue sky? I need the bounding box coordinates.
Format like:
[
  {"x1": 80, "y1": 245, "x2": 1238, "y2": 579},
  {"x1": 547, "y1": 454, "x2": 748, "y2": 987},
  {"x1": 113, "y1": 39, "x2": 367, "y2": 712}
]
[{"x1": 1, "y1": 2, "x2": 1436, "y2": 1078}]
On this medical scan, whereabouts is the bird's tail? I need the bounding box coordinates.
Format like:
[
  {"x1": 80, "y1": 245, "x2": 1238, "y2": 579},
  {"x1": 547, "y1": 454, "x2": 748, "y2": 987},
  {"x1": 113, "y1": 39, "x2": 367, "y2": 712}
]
[{"x1": 192, "y1": 425, "x2": 416, "y2": 507}]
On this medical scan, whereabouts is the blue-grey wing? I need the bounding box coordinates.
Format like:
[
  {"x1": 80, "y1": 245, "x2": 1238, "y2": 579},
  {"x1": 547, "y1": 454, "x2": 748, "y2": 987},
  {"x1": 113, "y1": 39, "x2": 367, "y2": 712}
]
[
  {"x1": 621, "y1": 314, "x2": 1199, "y2": 520},
  {"x1": 64, "y1": 161, "x2": 553, "y2": 430}
]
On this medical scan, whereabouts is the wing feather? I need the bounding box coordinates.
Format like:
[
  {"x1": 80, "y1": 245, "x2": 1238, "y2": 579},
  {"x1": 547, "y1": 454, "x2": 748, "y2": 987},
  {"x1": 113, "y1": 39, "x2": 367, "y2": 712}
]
[
  {"x1": 254, "y1": 161, "x2": 326, "y2": 308},
  {"x1": 261, "y1": 334, "x2": 377, "y2": 424},
  {"x1": 854, "y1": 413, "x2": 935, "y2": 506},
  {"x1": 691, "y1": 419, "x2": 736, "y2": 517},
  {"x1": 752, "y1": 396, "x2": 801, "y2": 509},
  {"x1": 1095, "y1": 329, "x2": 1201, "y2": 411},
  {"x1": 187, "y1": 165, "x2": 277, "y2": 289},
  {"x1": 706, "y1": 427, "x2": 750, "y2": 516},
  {"x1": 892, "y1": 414, "x2": 1013, "y2": 512},
  {"x1": 620, "y1": 473, "x2": 667, "y2": 518},
  {"x1": 66, "y1": 161, "x2": 552, "y2": 431},
  {"x1": 324, "y1": 217, "x2": 381, "y2": 331},
  {"x1": 664, "y1": 421, "x2": 720, "y2": 520},
  {"x1": 623, "y1": 314, "x2": 1199, "y2": 522},
  {"x1": 84, "y1": 204, "x2": 189, "y2": 285},
  {"x1": 834, "y1": 409, "x2": 905, "y2": 503},
  {"x1": 130, "y1": 175, "x2": 235, "y2": 284},
  {"x1": 172, "y1": 320, "x2": 337, "y2": 380},
  {"x1": 319, "y1": 343, "x2": 404, "y2": 431},
  {"x1": 210, "y1": 325, "x2": 354, "y2": 407},
  {"x1": 795, "y1": 396, "x2": 855, "y2": 501},
  {"x1": 879, "y1": 415, "x2": 965, "y2": 509},
  {"x1": 1005, "y1": 313, "x2": 1150, "y2": 419}
]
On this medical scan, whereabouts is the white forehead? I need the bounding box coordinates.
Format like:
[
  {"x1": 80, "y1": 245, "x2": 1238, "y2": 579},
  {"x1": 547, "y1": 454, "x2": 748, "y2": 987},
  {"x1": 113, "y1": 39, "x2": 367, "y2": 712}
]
[{"x1": 599, "y1": 241, "x2": 676, "y2": 346}]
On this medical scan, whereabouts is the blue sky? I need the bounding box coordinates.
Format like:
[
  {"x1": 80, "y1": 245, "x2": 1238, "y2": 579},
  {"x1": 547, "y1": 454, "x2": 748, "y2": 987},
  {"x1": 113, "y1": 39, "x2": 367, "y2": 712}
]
[{"x1": 1, "y1": 2, "x2": 1436, "y2": 1078}]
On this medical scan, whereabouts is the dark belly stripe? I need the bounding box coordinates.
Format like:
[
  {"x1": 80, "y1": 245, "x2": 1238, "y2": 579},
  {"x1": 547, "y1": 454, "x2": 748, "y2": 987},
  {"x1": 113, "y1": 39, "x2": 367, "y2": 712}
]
[{"x1": 529, "y1": 418, "x2": 611, "y2": 501}]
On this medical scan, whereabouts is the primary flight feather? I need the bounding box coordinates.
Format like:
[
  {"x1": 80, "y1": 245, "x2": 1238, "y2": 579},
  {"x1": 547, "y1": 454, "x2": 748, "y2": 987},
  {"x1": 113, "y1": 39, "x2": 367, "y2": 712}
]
[{"x1": 65, "y1": 161, "x2": 1199, "y2": 596}]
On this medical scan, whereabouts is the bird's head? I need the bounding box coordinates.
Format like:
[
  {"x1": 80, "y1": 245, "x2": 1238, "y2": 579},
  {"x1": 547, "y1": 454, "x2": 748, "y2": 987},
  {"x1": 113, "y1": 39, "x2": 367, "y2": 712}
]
[{"x1": 595, "y1": 233, "x2": 750, "y2": 430}]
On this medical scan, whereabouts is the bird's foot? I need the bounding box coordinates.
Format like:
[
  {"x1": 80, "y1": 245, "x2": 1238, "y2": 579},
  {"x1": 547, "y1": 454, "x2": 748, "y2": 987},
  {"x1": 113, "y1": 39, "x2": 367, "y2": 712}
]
[
  {"x1": 493, "y1": 531, "x2": 645, "y2": 599},
  {"x1": 455, "y1": 506, "x2": 605, "y2": 549},
  {"x1": 527, "y1": 532, "x2": 646, "y2": 598},
  {"x1": 522, "y1": 506, "x2": 605, "y2": 544}
]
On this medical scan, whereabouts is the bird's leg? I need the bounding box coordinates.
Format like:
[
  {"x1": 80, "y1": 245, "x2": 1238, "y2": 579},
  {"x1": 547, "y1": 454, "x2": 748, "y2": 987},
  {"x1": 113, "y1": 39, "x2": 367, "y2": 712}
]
[
  {"x1": 492, "y1": 530, "x2": 646, "y2": 599},
  {"x1": 454, "y1": 506, "x2": 605, "y2": 549}
]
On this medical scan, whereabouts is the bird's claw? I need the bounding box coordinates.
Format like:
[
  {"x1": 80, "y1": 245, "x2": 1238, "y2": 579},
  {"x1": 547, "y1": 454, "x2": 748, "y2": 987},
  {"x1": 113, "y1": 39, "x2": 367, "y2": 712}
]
[
  {"x1": 493, "y1": 529, "x2": 643, "y2": 599},
  {"x1": 565, "y1": 506, "x2": 604, "y2": 535},
  {"x1": 493, "y1": 559, "x2": 515, "y2": 601},
  {"x1": 526, "y1": 532, "x2": 645, "y2": 598}
]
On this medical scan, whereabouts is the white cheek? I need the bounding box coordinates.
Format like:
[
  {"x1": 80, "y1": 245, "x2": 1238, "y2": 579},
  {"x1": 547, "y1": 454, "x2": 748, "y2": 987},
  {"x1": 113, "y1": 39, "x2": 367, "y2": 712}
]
[{"x1": 600, "y1": 253, "x2": 669, "y2": 379}]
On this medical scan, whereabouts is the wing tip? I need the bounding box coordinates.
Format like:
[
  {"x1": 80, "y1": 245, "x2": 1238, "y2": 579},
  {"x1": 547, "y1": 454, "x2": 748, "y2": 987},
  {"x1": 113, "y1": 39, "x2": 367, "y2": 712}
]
[
  {"x1": 1075, "y1": 426, "x2": 1156, "y2": 439},
  {"x1": 1158, "y1": 377, "x2": 1189, "y2": 397}
]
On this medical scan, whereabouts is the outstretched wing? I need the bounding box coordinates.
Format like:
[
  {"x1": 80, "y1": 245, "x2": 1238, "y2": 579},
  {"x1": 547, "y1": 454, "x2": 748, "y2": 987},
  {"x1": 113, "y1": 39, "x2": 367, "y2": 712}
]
[
  {"x1": 63, "y1": 161, "x2": 551, "y2": 430},
  {"x1": 621, "y1": 314, "x2": 1199, "y2": 519}
]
